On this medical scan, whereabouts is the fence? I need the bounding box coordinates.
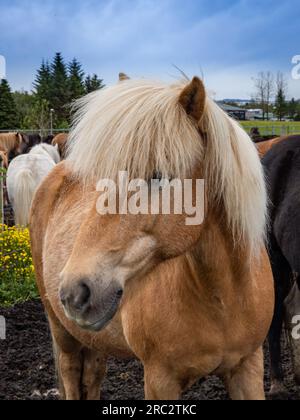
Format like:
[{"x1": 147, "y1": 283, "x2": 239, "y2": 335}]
[
  {"x1": 2, "y1": 125, "x2": 300, "y2": 138},
  {"x1": 0, "y1": 154, "x2": 14, "y2": 227},
  {"x1": 242, "y1": 124, "x2": 300, "y2": 137}
]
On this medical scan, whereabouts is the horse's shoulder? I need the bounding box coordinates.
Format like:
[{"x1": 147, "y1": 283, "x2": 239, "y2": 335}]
[{"x1": 30, "y1": 162, "x2": 73, "y2": 229}]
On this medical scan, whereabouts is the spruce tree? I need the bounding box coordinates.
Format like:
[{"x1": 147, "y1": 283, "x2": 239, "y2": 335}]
[
  {"x1": 0, "y1": 79, "x2": 17, "y2": 129},
  {"x1": 288, "y1": 98, "x2": 297, "y2": 120},
  {"x1": 68, "y1": 58, "x2": 85, "y2": 100},
  {"x1": 13, "y1": 91, "x2": 36, "y2": 129},
  {"x1": 50, "y1": 52, "x2": 70, "y2": 125},
  {"x1": 275, "y1": 88, "x2": 286, "y2": 121},
  {"x1": 33, "y1": 60, "x2": 52, "y2": 102},
  {"x1": 85, "y1": 74, "x2": 104, "y2": 93}
]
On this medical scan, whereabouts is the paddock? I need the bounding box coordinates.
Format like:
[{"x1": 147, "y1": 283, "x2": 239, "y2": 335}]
[{"x1": 0, "y1": 300, "x2": 298, "y2": 400}]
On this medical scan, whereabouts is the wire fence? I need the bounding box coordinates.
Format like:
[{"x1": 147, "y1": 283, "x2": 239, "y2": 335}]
[
  {"x1": 242, "y1": 124, "x2": 300, "y2": 137},
  {"x1": 2, "y1": 125, "x2": 300, "y2": 138},
  {"x1": 0, "y1": 154, "x2": 14, "y2": 227}
]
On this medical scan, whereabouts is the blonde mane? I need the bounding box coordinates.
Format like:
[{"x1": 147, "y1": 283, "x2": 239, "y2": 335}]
[{"x1": 67, "y1": 78, "x2": 267, "y2": 255}]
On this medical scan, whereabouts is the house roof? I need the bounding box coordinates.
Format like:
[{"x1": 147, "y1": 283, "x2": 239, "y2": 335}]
[{"x1": 217, "y1": 102, "x2": 247, "y2": 112}]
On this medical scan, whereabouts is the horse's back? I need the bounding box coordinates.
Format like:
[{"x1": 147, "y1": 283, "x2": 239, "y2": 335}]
[
  {"x1": 8, "y1": 152, "x2": 55, "y2": 173},
  {"x1": 256, "y1": 135, "x2": 299, "y2": 158},
  {"x1": 7, "y1": 153, "x2": 56, "y2": 198},
  {"x1": 263, "y1": 135, "x2": 300, "y2": 208}
]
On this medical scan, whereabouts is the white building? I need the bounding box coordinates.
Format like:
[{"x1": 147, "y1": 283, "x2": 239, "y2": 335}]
[{"x1": 246, "y1": 109, "x2": 264, "y2": 120}]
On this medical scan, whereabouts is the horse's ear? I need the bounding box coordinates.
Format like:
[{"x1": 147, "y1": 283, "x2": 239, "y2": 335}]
[
  {"x1": 18, "y1": 132, "x2": 29, "y2": 144},
  {"x1": 16, "y1": 132, "x2": 22, "y2": 144},
  {"x1": 179, "y1": 77, "x2": 206, "y2": 122},
  {"x1": 119, "y1": 72, "x2": 130, "y2": 82}
]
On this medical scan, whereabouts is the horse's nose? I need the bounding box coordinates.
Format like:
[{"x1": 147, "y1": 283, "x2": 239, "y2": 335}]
[{"x1": 60, "y1": 280, "x2": 91, "y2": 315}]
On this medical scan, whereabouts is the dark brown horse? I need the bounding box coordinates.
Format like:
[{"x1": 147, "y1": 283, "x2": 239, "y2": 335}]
[
  {"x1": 256, "y1": 135, "x2": 300, "y2": 158},
  {"x1": 263, "y1": 135, "x2": 300, "y2": 396}
]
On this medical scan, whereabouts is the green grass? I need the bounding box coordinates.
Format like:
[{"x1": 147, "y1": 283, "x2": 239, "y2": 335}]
[
  {"x1": 0, "y1": 225, "x2": 38, "y2": 307},
  {"x1": 241, "y1": 121, "x2": 300, "y2": 136},
  {"x1": 0, "y1": 272, "x2": 38, "y2": 307}
]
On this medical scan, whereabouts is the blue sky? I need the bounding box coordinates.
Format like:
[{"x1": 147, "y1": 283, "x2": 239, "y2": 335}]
[{"x1": 1, "y1": 0, "x2": 300, "y2": 99}]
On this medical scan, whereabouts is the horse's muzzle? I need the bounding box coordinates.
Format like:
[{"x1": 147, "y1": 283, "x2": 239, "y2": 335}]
[{"x1": 59, "y1": 279, "x2": 123, "y2": 332}]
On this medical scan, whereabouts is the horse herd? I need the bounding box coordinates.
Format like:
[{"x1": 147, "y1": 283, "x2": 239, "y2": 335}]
[
  {"x1": 0, "y1": 132, "x2": 68, "y2": 165},
  {"x1": 1, "y1": 75, "x2": 300, "y2": 400},
  {"x1": 0, "y1": 132, "x2": 68, "y2": 225}
]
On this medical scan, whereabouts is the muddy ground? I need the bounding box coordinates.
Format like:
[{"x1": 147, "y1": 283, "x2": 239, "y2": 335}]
[{"x1": 0, "y1": 300, "x2": 299, "y2": 400}]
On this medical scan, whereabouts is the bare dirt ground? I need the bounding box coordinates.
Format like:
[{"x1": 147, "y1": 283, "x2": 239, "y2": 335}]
[{"x1": 0, "y1": 300, "x2": 299, "y2": 400}]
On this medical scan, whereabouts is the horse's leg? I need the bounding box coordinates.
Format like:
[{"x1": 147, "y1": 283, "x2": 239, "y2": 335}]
[
  {"x1": 267, "y1": 242, "x2": 292, "y2": 397},
  {"x1": 224, "y1": 347, "x2": 265, "y2": 400},
  {"x1": 48, "y1": 316, "x2": 83, "y2": 400},
  {"x1": 81, "y1": 348, "x2": 107, "y2": 400},
  {"x1": 48, "y1": 312, "x2": 107, "y2": 400},
  {"x1": 58, "y1": 348, "x2": 83, "y2": 400},
  {"x1": 54, "y1": 339, "x2": 107, "y2": 400},
  {"x1": 144, "y1": 363, "x2": 181, "y2": 400}
]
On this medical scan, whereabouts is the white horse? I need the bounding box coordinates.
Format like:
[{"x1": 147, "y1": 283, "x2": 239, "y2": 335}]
[{"x1": 7, "y1": 144, "x2": 60, "y2": 226}]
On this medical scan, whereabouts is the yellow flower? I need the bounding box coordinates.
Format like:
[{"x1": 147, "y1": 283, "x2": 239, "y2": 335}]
[{"x1": 0, "y1": 224, "x2": 35, "y2": 281}]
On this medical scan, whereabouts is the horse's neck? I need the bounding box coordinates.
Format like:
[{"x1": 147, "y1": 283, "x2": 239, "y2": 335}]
[
  {"x1": 186, "y1": 212, "x2": 251, "y2": 294},
  {"x1": 0, "y1": 136, "x2": 15, "y2": 153},
  {"x1": 45, "y1": 148, "x2": 59, "y2": 163}
]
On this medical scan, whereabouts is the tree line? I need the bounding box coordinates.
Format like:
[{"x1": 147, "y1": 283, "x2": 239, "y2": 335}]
[
  {"x1": 252, "y1": 71, "x2": 300, "y2": 121},
  {"x1": 2, "y1": 61, "x2": 300, "y2": 130},
  {"x1": 0, "y1": 52, "x2": 104, "y2": 131}
]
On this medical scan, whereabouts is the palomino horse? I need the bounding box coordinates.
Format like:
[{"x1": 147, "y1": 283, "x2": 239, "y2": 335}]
[
  {"x1": 263, "y1": 135, "x2": 300, "y2": 396},
  {"x1": 30, "y1": 77, "x2": 274, "y2": 400},
  {"x1": 0, "y1": 132, "x2": 24, "y2": 159},
  {"x1": 7, "y1": 144, "x2": 60, "y2": 226},
  {"x1": 52, "y1": 133, "x2": 68, "y2": 159},
  {"x1": 0, "y1": 150, "x2": 8, "y2": 169}
]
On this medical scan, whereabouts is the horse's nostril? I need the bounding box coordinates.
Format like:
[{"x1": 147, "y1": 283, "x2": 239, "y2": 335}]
[
  {"x1": 73, "y1": 282, "x2": 91, "y2": 310},
  {"x1": 61, "y1": 281, "x2": 92, "y2": 314},
  {"x1": 116, "y1": 289, "x2": 123, "y2": 299},
  {"x1": 59, "y1": 289, "x2": 67, "y2": 306}
]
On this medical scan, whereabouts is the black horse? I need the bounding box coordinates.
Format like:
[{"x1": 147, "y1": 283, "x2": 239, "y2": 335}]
[
  {"x1": 263, "y1": 135, "x2": 300, "y2": 397},
  {"x1": 43, "y1": 134, "x2": 54, "y2": 144},
  {"x1": 22, "y1": 133, "x2": 42, "y2": 153}
]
